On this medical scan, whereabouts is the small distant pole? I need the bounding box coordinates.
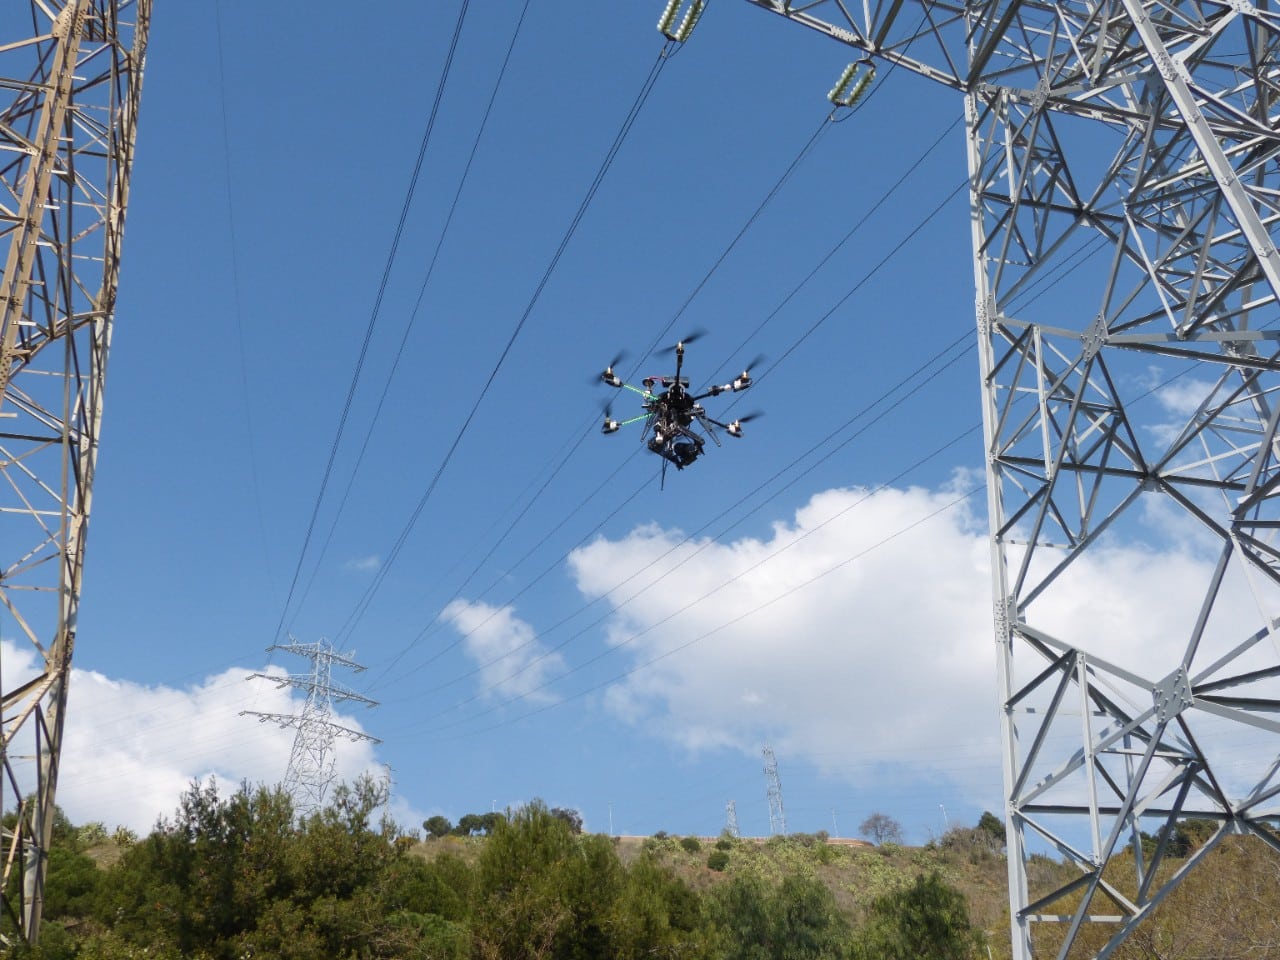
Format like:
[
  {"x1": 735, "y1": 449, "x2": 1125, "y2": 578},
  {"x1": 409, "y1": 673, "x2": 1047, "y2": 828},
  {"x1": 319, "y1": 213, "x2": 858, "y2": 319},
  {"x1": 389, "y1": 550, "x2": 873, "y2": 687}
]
[
  {"x1": 608, "y1": 802, "x2": 614, "y2": 837},
  {"x1": 940, "y1": 804, "x2": 949, "y2": 831},
  {"x1": 831, "y1": 808, "x2": 839, "y2": 837}
]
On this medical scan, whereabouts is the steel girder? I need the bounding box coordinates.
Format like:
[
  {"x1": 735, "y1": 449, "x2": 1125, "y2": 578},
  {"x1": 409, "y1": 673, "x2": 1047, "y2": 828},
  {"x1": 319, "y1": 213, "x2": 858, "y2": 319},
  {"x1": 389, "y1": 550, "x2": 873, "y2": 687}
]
[
  {"x1": 0, "y1": 0, "x2": 148, "y2": 944},
  {"x1": 744, "y1": 0, "x2": 1280, "y2": 957}
]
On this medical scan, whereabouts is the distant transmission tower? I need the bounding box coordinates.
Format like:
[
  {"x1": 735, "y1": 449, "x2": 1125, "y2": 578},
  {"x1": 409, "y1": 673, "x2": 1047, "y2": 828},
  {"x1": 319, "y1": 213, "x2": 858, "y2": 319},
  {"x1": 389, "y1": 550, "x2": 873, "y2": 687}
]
[
  {"x1": 725, "y1": 800, "x2": 740, "y2": 838},
  {"x1": 243, "y1": 637, "x2": 379, "y2": 816},
  {"x1": 762, "y1": 745, "x2": 786, "y2": 835}
]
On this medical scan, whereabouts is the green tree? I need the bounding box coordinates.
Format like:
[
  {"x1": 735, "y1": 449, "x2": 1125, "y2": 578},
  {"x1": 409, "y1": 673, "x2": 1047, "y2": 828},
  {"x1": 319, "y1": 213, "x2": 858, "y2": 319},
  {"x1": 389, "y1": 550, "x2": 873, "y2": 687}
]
[
  {"x1": 711, "y1": 873, "x2": 851, "y2": 960},
  {"x1": 550, "y1": 806, "x2": 584, "y2": 834},
  {"x1": 854, "y1": 872, "x2": 982, "y2": 960},
  {"x1": 94, "y1": 777, "x2": 297, "y2": 956},
  {"x1": 455, "y1": 811, "x2": 503, "y2": 836},
  {"x1": 473, "y1": 800, "x2": 577, "y2": 959},
  {"x1": 976, "y1": 811, "x2": 1004, "y2": 847},
  {"x1": 42, "y1": 845, "x2": 103, "y2": 921},
  {"x1": 611, "y1": 855, "x2": 713, "y2": 960},
  {"x1": 858, "y1": 812, "x2": 903, "y2": 846},
  {"x1": 423, "y1": 814, "x2": 453, "y2": 838}
]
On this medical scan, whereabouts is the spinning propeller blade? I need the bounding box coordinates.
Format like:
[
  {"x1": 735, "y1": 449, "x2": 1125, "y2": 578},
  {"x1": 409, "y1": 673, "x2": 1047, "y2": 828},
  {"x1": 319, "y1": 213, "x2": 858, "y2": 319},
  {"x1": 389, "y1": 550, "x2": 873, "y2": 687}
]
[
  {"x1": 726, "y1": 410, "x2": 763, "y2": 438},
  {"x1": 739, "y1": 353, "x2": 767, "y2": 378},
  {"x1": 598, "y1": 349, "x2": 628, "y2": 387},
  {"x1": 656, "y1": 329, "x2": 707, "y2": 356},
  {"x1": 600, "y1": 398, "x2": 620, "y2": 434}
]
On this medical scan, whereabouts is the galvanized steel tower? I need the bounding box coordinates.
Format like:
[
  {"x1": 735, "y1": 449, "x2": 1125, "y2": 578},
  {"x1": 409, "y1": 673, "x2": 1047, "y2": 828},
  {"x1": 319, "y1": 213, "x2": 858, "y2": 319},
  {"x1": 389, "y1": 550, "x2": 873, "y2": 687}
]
[
  {"x1": 0, "y1": 0, "x2": 149, "y2": 944},
  {"x1": 244, "y1": 638, "x2": 379, "y2": 817},
  {"x1": 763, "y1": 744, "x2": 786, "y2": 835},
  {"x1": 743, "y1": 0, "x2": 1280, "y2": 955}
]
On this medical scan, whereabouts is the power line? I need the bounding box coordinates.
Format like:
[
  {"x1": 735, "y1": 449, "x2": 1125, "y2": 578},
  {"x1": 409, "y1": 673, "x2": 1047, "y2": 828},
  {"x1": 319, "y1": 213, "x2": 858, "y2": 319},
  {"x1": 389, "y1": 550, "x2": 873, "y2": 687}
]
[
  {"x1": 385, "y1": 334, "x2": 973, "y2": 713},
  {"x1": 287, "y1": 0, "x2": 535, "y2": 621},
  {"x1": 375, "y1": 152, "x2": 975, "y2": 703},
  {"x1": 331, "y1": 40, "x2": 678, "y2": 646},
  {"x1": 397, "y1": 381, "x2": 980, "y2": 732},
  {"x1": 710, "y1": 115, "x2": 963, "y2": 384},
  {"x1": 213, "y1": 0, "x2": 275, "y2": 597},
  {"x1": 364, "y1": 112, "x2": 964, "y2": 690},
  {"x1": 364, "y1": 106, "x2": 858, "y2": 682},
  {"x1": 397, "y1": 174, "x2": 1139, "y2": 720},
  {"x1": 272, "y1": 0, "x2": 474, "y2": 644},
  {"x1": 410, "y1": 481, "x2": 984, "y2": 742}
]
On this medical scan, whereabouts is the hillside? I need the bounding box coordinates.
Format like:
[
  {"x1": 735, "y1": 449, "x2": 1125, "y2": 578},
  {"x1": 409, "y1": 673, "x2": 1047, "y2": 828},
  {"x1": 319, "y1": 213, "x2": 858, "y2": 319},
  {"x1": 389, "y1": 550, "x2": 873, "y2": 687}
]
[
  {"x1": 405, "y1": 821, "x2": 1280, "y2": 959},
  {"x1": 21, "y1": 785, "x2": 1280, "y2": 959}
]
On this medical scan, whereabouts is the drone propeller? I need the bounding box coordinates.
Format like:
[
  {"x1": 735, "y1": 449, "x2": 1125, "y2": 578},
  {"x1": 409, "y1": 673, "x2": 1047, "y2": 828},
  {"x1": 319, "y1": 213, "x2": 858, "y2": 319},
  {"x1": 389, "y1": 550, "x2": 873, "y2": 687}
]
[
  {"x1": 656, "y1": 329, "x2": 707, "y2": 356},
  {"x1": 598, "y1": 349, "x2": 628, "y2": 388},
  {"x1": 726, "y1": 410, "x2": 763, "y2": 438},
  {"x1": 738, "y1": 353, "x2": 767, "y2": 378},
  {"x1": 600, "y1": 399, "x2": 620, "y2": 434}
]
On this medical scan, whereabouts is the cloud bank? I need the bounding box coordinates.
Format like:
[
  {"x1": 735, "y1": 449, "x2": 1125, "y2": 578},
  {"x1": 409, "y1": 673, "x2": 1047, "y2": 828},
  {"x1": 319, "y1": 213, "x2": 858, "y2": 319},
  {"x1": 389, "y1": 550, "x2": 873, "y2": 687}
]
[{"x1": 565, "y1": 478, "x2": 1261, "y2": 803}]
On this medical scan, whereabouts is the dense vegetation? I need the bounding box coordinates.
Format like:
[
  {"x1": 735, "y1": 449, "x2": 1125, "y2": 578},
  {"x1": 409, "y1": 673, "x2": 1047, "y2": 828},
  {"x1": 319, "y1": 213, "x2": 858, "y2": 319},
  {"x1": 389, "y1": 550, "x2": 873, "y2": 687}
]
[
  {"x1": 8, "y1": 779, "x2": 1279, "y2": 959},
  {"x1": 8, "y1": 778, "x2": 981, "y2": 959}
]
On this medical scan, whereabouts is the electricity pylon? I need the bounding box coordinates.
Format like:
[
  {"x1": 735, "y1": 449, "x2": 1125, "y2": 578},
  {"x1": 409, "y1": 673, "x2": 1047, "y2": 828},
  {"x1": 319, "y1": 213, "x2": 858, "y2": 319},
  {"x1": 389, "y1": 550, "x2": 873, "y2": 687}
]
[
  {"x1": 0, "y1": 1, "x2": 149, "y2": 944},
  {"x1": 763, "y1": 744, "x2": 786, "y2": 835},
  {"x1": 725, "y1": 799, "x2": 740, "y2": 837},
  {"x1": 742, "y1": 0, "x2": 1280, "y2": 956},
  {"x1": 243, "y1": 638, "x2": 379, "y2": 817}
]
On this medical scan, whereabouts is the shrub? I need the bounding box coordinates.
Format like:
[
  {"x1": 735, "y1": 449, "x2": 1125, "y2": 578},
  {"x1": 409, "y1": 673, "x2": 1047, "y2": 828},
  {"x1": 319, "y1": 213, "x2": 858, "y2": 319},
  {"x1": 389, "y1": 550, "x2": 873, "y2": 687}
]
[
  {"x1": 680, "y1": 836, "x2": 702, "y2": 853},
  {"x1": 707, "y1": 850, "x2": 730, "y2": 872},
  {"x1": 854, "y1": 871, "x2": 984, "y2": 959}
]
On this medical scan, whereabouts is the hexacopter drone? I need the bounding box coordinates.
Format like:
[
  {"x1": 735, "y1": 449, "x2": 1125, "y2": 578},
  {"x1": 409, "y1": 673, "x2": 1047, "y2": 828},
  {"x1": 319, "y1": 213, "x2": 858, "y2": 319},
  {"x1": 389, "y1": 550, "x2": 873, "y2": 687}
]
[{"x1": 598, "y1": 333, "x2": 762, "y2": 484}]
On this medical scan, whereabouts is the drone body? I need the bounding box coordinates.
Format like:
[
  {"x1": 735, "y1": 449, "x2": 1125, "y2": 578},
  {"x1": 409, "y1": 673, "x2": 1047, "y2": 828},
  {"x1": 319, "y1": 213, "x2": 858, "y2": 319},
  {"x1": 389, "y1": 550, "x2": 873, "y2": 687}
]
[{"x1": 598, "y1": 335, "x2": 760, "y2": 483}]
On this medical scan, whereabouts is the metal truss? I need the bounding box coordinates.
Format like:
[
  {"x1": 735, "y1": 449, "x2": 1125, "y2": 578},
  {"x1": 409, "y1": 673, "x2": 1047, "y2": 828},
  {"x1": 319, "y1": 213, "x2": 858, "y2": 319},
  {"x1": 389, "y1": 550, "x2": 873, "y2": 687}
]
[
  {"x1": 243, "y1": 638, "x2": 379, "y2": 818},
  {"x1": 763, "y1": 743, "x2": 787, "y2": 834},
  {"x1": 743, "y1": 0, "x2": 1280, "y2": 956},
  {"x1": 0, "y1": 0, "x2": 148, "y2": 944}
]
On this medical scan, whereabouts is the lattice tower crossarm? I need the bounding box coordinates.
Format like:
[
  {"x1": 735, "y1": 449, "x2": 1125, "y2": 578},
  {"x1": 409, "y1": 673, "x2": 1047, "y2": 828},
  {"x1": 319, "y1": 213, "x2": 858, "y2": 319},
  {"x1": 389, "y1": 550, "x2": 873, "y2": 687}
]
[
  {"x1": 243, "y1": 638, "x2": 380, "y2": 817},
  {"x1": 740, "y1": 0, "x2": 1280, "y2": 956},
  {"x1": 0, "y1": 0, "x2": 149, "y2": 945}
]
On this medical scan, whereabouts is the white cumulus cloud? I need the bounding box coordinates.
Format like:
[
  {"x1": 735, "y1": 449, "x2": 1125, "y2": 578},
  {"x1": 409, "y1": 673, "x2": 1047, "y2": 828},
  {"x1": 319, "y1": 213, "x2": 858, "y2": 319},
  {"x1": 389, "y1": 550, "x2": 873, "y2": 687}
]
[
  {"x1": 566, "y1": 480, "x2": 1271, "y2": 805},
  {"x1": 443, "y1": 599, "x2": 566, "y2": 703}
]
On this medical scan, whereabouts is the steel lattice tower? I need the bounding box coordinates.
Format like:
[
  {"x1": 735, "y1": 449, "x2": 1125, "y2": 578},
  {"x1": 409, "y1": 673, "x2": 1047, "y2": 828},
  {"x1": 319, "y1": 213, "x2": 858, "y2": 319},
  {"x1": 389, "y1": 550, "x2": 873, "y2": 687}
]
[
  {"x1": 244, "y1": 638, "x2": 379, "y2": 817},
  {"x1": 0, "y1": 0, "x2": 148, "y2": 944},
  {"x1": 762, "y1": 744, "x2": 787, "y2": 835},
  {"x1": 742, "y1": 0, "x2": 1280, "y2": 956},
  {"x1": 725, "y1": 799, "x2": 741, "y2": 837}
]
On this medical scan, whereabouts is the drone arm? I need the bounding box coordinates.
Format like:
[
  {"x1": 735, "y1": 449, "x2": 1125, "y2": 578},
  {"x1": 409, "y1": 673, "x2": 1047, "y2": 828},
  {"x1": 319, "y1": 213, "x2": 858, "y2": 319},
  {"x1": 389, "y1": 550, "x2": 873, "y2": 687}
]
[
  {"x1": 692, "y1": 375, "x2": 751, "y2": 402},
  {"x1": 701, "y1": 414, "x2": 749, "y2": 438},
  {"x1": 601, "y1": 413, "x2": 649, "y2": 434},
  {"x1": 693, "y1": 414, "x2": 724, "y2": 448}
]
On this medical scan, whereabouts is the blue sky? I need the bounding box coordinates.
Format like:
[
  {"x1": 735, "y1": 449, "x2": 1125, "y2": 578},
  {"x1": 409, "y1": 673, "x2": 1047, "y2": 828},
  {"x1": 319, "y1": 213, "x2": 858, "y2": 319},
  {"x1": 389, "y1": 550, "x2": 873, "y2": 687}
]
[{"x1": 30, "y1": 0, "x2": 1201, "y2": 840}]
